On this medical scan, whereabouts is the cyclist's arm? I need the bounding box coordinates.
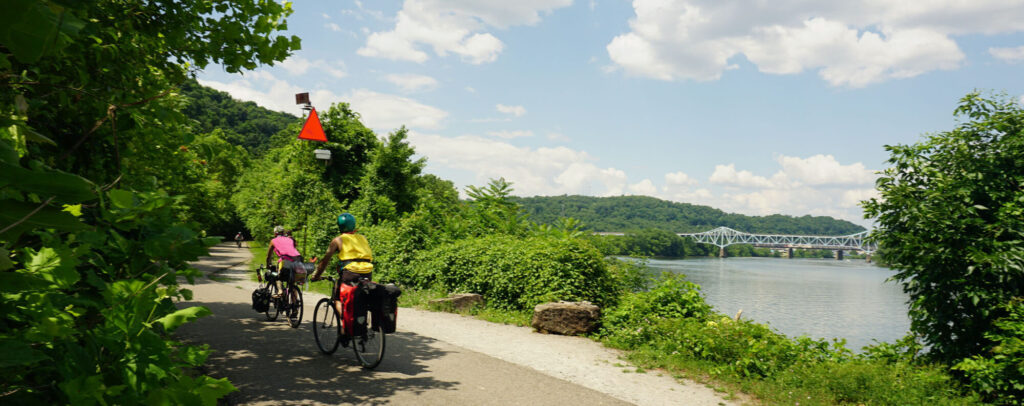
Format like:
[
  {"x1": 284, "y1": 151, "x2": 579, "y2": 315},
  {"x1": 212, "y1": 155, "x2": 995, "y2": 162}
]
[
  {"x1": 265, "y1": 242, "x2": 275, "y2": 266},
  {"x1": 312, "y1": 237, "x2": 341, "y2": 280}
]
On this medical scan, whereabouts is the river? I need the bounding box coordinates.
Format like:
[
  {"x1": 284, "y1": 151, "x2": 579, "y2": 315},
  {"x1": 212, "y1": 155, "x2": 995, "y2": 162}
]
[{"x1": 642, "y1": 257, "x2": 911, "y2": 352}]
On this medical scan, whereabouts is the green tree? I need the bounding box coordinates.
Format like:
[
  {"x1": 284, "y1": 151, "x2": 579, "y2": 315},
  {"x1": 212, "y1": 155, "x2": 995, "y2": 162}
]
[
  {"x1": 318, "y1": 102, "x2": 379, "y2": 204},
  {"x1": 466, "y1": 178, "x2": 529, "y2": 236},
  {"x1": 1, "y1": 1, "x2": 299, "y2": 402},
  {"x1": 352, "y1": 126, "x2": 425, "y2": 225},
  {"x1": 232, "y1": 139, "x2": 343, "y2": 252},
  {"x1": 863, "y1": 93, "x2": 1024, "y2": 363}
]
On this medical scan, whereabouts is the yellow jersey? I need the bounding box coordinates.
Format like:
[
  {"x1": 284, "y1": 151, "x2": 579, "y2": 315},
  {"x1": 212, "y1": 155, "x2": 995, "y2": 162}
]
[{"x1": 336, "y1": 233, "x2": 373, "y2": 274}]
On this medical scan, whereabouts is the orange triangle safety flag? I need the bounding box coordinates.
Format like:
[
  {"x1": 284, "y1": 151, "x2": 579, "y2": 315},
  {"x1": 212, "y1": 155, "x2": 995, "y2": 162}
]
[{"x1": 298, "y1": 108, "x2": 328, "y2": 142}]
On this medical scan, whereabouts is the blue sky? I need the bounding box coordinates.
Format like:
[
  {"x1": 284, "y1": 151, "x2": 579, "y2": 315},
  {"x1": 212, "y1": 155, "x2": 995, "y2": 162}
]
[{"x1": 197, "y1": 0, "x2": 1024, "y2": 228}]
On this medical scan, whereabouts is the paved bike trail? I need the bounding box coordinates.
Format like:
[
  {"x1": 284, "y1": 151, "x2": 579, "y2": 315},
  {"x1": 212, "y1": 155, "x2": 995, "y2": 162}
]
[{"x1": 177, "y1": 243, "x2": 737, "y2": 405}]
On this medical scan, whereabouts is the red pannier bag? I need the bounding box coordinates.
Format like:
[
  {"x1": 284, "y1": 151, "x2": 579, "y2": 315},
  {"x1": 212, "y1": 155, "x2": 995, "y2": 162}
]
[{"x1": 338, "y1": 283, "x2": 359, "y2": 336}]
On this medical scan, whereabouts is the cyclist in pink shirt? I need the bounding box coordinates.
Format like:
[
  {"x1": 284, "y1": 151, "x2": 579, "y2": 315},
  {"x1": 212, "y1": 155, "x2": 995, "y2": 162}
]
[{"x1": 266, "y1": 226, "x2": 302, "y2": 297}]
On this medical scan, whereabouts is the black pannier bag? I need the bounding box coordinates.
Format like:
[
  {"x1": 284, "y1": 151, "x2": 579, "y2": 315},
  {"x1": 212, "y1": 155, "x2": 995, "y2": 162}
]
[
  {"x1": 371, "y1": 283, "x2": 401, "y2": 334},
  {"x1": 251, "y1": 287, "x2": 270, "y2": 313}
]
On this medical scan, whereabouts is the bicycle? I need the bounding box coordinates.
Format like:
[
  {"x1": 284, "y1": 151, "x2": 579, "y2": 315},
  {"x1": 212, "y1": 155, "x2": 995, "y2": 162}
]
[
  {"x1": 312, "y1": 275, "x2": 386, "y2": 368},
  {"x1": 257, "y1": 263, "x2": 304, "y2": 328}
]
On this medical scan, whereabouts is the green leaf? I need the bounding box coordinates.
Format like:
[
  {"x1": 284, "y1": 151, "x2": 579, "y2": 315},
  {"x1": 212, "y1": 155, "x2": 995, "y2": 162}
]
[
  {"x1": 154, "y1": 306, "x2": 211, "y2": 332},
  {"x1": 0, "y1": 160, "x2": 95, "y2": 202},
  {"x1": 0, "y1": 247, "x2": 12, "y2": 271},
  {"x1": 0, "y1": 199, "x2": 88, "y2": 238},
  {"x1": 0, "y1": 339, "x2": 48, "y2": 368},
  {"x1": 17, "y1": 124, "x2": 56, "y2": 146},
  {"x1": 62, "y1": 204, "x2": 83, "y2": 217},
  {"x1": 0, "y1": 270, "x2": 52, "y2": 292},
  {"x1": 0, "y1": 0, "x2": 61, "y2": 63},
  {"x1": 25, "y1": 246, "x2": 79, "y2": 287},
  {"x1": 193, "y1": 375, "x2": 237, "y2": 405},
  {"x1": 108, "y1": 189, "x2": 135, "y2": 209}
]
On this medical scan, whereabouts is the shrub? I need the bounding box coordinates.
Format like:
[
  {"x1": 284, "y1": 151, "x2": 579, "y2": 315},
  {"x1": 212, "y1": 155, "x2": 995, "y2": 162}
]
[
  {"x1": 862, "y1": 93, "x2": 1024, "y2": 362},
  {"x1": 404, "y1": 235, "x2": 616, "y2": 310},
  {"x1": 600, "y1": 273, "x2": 713, "y2": 345},
  {"x1": 954, "y1": 298, "x2": 1024, "y2": 404}
]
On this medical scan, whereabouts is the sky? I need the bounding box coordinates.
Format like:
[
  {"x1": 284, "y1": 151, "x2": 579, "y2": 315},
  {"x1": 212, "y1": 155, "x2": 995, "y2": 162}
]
[{"x1": 196, "y1": 0, "x2": 1024, "y2": 228}]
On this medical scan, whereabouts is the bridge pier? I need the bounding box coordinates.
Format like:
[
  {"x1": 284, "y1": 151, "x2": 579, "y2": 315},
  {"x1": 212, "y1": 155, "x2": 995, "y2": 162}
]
[
  {"x1": 788, "y1": 247, "x2": 793, "y2": 259},
  {"x1": 719, "y1": 247, "x2": 725, "y2": 258},
  {"x1": 837, "y1": 250, "x2": 844, "y2": 261}
]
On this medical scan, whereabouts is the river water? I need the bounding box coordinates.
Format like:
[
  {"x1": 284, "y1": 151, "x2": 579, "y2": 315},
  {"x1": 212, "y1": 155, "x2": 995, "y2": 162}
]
[{"x1": 642, "y1": 257, "x2": 911, "y2": 352}]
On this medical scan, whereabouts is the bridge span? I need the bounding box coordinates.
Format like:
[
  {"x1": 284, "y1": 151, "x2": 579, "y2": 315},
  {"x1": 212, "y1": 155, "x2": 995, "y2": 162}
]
[{"x1": 596, "y1": 227, "x2": 875, "y2": 259}]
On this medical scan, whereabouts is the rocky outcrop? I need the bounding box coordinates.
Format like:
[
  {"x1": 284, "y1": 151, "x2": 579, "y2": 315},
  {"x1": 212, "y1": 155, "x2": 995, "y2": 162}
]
[
  {"x1": 531, "y1": 301, "x2": 600, "y2": 336},
  {"x1": 429, "y1": 293, "x2": 483, "y2": 312}
]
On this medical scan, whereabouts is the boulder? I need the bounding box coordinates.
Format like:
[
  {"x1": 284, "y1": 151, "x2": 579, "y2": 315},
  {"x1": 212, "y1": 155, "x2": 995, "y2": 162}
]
[
  {"x1": 531, "y1": 301, "x2": 600, "y2": 336},
  {"x1": 429, "y1": 293, "x2": 483, "y2": 312}
]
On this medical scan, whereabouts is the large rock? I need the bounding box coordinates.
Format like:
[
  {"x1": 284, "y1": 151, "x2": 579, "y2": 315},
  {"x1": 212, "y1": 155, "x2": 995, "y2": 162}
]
[
  {"x1": 531, "y1": 301, "x2": 600, "y2": 336},
  {"x1": 429, "y1": 293, "x2": 483, "y2": 312}
]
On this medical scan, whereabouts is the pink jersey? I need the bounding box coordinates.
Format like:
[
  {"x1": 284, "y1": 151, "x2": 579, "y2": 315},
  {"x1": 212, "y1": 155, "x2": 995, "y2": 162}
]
[{"x1": 270, "y1": 236, "x2": 301, "y2": 261}]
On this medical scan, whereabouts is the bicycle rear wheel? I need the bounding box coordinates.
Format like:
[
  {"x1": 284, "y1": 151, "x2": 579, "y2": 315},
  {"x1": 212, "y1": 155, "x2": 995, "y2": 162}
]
[
  {"x1": 352, "y1": 311, "x2": 386, "y2": 369},
  {"x1": 287, "y1": 286, "x2": 303, "y2": 328},
  {"x1": 312, "y1": 298, "x2": 340, "y2": 354},
  {"x1": 265, "y1": 283, "x2": 280, "y2": 321}
]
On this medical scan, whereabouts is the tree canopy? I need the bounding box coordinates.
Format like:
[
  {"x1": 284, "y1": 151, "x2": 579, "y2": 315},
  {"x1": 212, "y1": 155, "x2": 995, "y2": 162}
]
[
  {"x1": 864, "y1": 92, "x2": 1024, "y2": 401},
  {"x1": 1, "y1": 0, "x2": 300, "y2": 403}
]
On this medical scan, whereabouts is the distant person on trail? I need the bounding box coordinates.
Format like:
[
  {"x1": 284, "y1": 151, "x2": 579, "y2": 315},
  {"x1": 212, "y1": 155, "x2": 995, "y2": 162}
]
[
  {"x1": 235, "y1": 231, "x2": 244, "y2": 248},
  {"x1": 266, "y1": 226, "x2": 302, "y2": 298},
  {"x1": 310, "y1": 213, "x2": 374, "y2": 315}
]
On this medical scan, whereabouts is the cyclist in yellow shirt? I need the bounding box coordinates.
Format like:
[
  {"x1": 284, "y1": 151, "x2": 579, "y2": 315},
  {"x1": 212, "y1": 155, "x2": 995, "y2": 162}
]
[{"x1": 310, "y1": 213, "x2": 373, "y2": 316}]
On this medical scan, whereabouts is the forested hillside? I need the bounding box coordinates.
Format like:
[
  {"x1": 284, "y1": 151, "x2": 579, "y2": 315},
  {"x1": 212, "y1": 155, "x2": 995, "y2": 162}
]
[
  {"x1": 180, "y1": 80, "x2": 298, "y2": 154},
  {"x1": 514, "y1": 195, "x2": 864, "y2": 235}
]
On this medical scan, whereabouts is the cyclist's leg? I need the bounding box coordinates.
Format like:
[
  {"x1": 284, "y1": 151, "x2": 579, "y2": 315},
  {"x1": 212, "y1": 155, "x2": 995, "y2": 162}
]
[{"x1": 273, "y1": 261, "x2": 284, "y2": 298}]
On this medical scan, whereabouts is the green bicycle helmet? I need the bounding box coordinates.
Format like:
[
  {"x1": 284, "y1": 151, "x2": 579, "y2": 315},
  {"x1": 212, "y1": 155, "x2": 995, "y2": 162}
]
[{"x1": 336, "y1": 213, "x2": 356, "y2": 233}]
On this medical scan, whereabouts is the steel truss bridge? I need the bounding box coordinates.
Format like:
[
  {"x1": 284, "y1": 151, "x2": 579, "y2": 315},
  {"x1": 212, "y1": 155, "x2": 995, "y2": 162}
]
[{"x1": 678, "y1": 227, "x2": 876, "y2": 253}]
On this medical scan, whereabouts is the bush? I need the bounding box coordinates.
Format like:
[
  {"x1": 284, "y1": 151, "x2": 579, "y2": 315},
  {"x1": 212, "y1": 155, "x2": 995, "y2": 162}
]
[
  {"x1": 402, "y1": 235, "x2": 616, "y2": 310},
  {"x1": 600, "y1": 273, "x2": 713, "y2": 345},
  {"x1": 863, "y1": 93, "x2": 1024, "y2": 362},
  {"x1": 597, "y1": 276, "x2": 978, "y2": 404},
  {"x1": 1, "y1": 190, "x2": 234, "y2": 404},
  {"x1": 954, "y1": 298, "x2": 1024, "y2": 404}
]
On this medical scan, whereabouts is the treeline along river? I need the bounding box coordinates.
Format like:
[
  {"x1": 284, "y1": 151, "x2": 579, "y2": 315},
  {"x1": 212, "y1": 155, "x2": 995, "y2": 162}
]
[{"x1": 641, "y1": 257, "x2": 911, "y2": 351}]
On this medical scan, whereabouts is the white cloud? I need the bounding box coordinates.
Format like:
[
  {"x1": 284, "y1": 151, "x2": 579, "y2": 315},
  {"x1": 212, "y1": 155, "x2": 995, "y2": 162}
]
[
  {"x1": 402, "y1": 134, "x2": 880, "y2": 225},
  {"x1": 776, "y1": 154, "x2": 876, "y2": 186},
  {"x1": 665, "y1": 171, "x2": 698, "y2": 187},
  {"x1": 607, "y1": 0, "x2": 1024, "y2": 87},
  {"x1": 278, "y1": 56, "x2": 347, "y2": 78},
  {"x1": 407, "y1": 131, "x2": 632, "y2": 197},
  {"x1": 486, "y1": 130, "x2": 534, "y2": 139},
  {"x1": 654, "y1": 155, "x2": 879, "y2": 226},
  {"x1": 709, "y1": 164, "x2": 777, "y2": 188},
  {"x1": 322, "y1": 13, "x2": 330, "y2": 19},
  {"x1": 990, "y1": 46, "x2": 1024, "y2": 63},
  {"x1": 327, "y1": 23, "x2": 342, "y2": 32},
  {"x1": 465, "y1": 86, "x2": 477, "y2": 93},
  {"x1": 496, "y1": 104, "x2": 527, "y2": 117},
  {"x1": 547, "y1": 132, "x2": 570, "y2": 142},
  {"x1": 358, "y1": 0, "x2": 572, "y2": 64},
  {"x1": 385, "y1": 73, "x2": 440, "y2": 92},
  {"x1": 345, "y1": 89, "x2": 448, "y2": 131},
  {"x1": 198, "y1": 71, "x2": 342, "y2": 114},
  {"x1": 195, "y1": 73, "x2": 446, "y2": 132},
  {"x1": 629, "y1": 179, "x2": 658, "y2": 195}
]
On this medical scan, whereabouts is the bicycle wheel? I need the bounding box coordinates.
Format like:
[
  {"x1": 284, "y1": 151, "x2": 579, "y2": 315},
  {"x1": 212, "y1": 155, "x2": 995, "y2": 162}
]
[
  {"x1": 287, "y1": 286, "x2": 303, "y2": 328},
  {"x1": 265, "y1": 283, "x2": 280, "y2": 321},
  {"x1": 352, "y1": 310, "x2": 386, "y2": 369},
  {"x1": 312, "y1": 298, "x2": 340, "y2": 354}
]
